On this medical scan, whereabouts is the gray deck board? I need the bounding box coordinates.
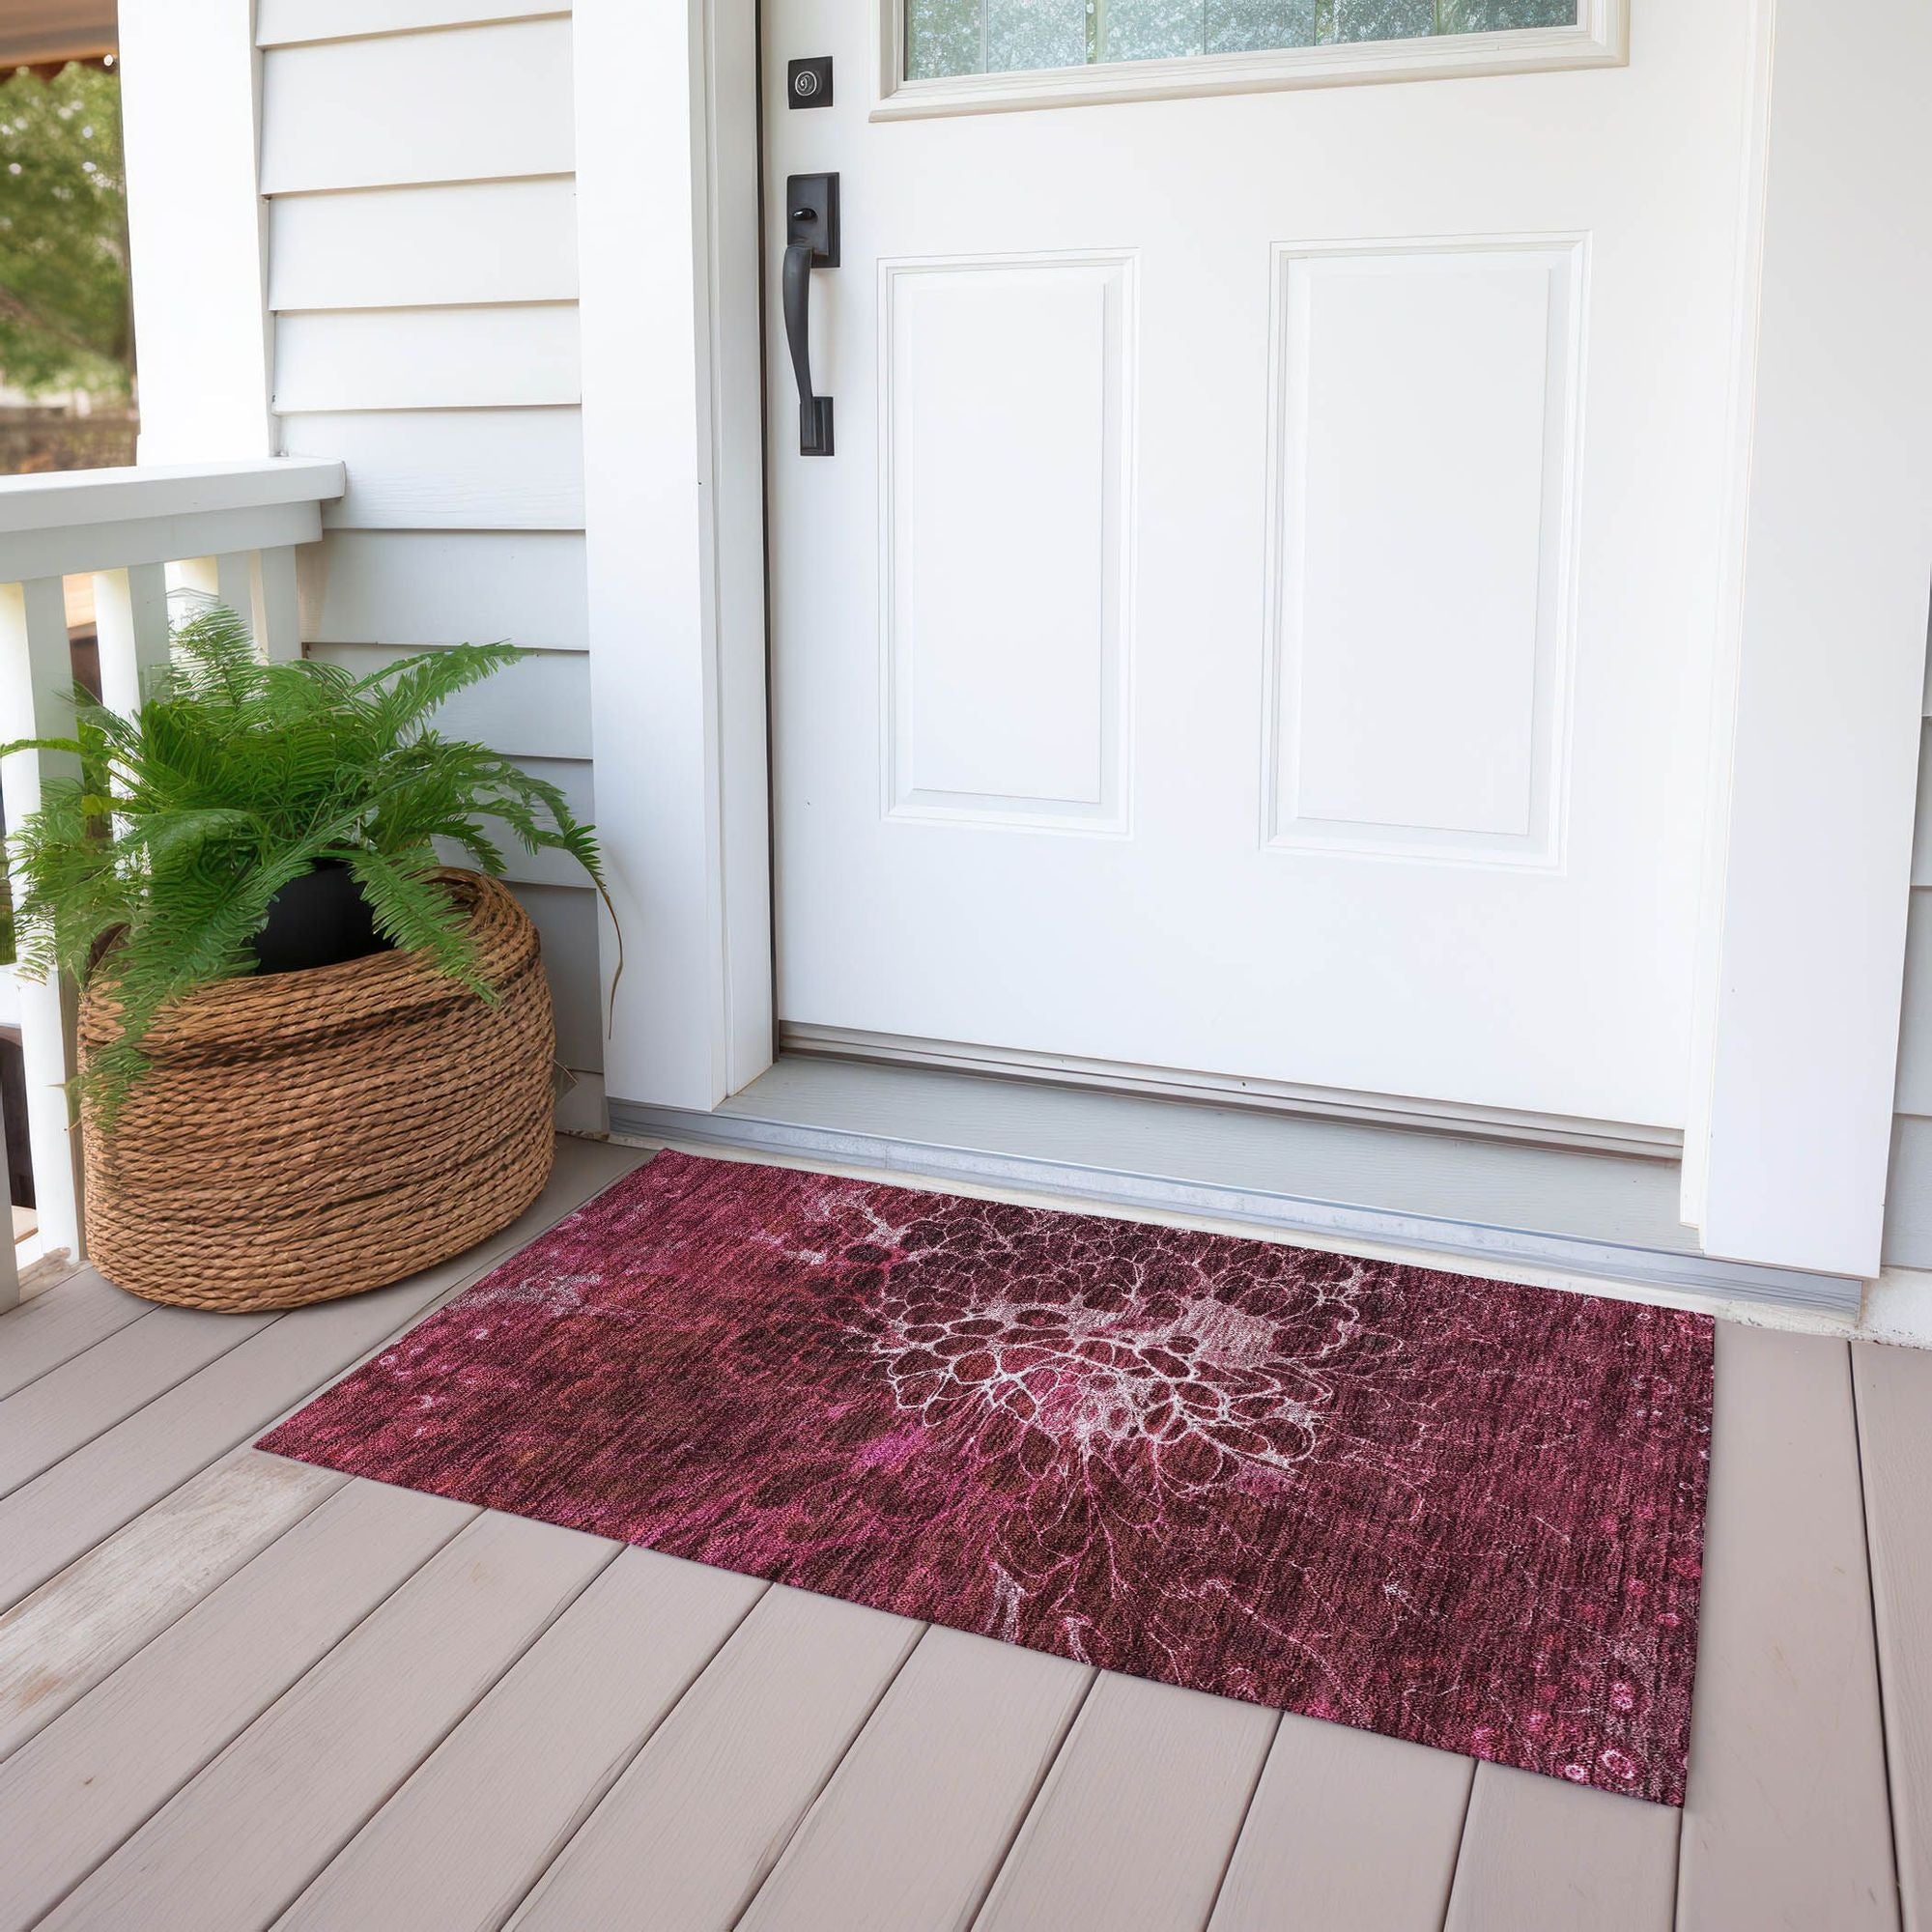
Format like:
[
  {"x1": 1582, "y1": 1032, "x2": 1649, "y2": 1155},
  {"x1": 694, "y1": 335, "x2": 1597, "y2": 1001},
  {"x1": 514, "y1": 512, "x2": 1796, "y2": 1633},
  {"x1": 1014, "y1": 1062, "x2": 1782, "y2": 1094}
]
[
  {"x1": 0, "y1": 1452, "x2": 345, "y2": 1760},
  {"x1": 0, "y1": 1267, "x2": 149, "y2": 1401},
  {"x1": 0, "y1": 1300, "x2": 275, "y2": 1497},
  {"x1": 40, "y1": 1511, "x2": 616, "y2": 1932},
  {"x1": 1675, "y1": 1323, "x2": 1898, "y2": 1932},
  {"x1": 507, "y1": 1585, "x2": 921, "y2": 1931},
  {"x1": 279, "y1": 1547, "x2": 764, "y2": 1932},
  {"x1": 736, "y1": 1624, "x2": 1093, "y2": 1932},
  {"x1": 1854, "y1": 1337, "x2": 1932, "y2": 1928},
  {"x1": 1208, "y1": 1714, "x2": 1474, "y2": 1932},
  {"x1": 0, "y1": 1481, "x2": 469, "y2": 1932},
  {"x1": 0, "y1": 1136, "x2": 639, "y2": 1610},
  {"x1": 0, "y1": 1143, "x2": 1918, "y2": 1932},
  {"x1": 970, "y1": 1672, "x2": 1278, "y2": 1932},
  {"x1": 1445, "y1": 1764, "x2": 1680, "y2": 1931}
]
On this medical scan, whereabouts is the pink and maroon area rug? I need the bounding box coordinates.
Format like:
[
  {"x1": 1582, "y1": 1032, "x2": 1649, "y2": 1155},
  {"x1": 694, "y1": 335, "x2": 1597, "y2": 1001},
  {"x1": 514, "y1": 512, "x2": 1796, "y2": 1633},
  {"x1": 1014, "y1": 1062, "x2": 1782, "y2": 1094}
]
[{"x1": 259, "y1": 1150, "x2": 1712, "y2": 1804}]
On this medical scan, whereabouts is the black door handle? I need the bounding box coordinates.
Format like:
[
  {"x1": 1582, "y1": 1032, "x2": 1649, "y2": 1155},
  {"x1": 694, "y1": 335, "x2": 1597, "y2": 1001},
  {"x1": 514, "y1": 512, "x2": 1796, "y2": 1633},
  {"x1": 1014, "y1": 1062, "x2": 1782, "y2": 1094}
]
[
  {"x1": 784, "y1": 173, "x2": 838, "y2": 457},
  {"x1": 783, "y1": 241, "x2": 831, "y2": 456}
]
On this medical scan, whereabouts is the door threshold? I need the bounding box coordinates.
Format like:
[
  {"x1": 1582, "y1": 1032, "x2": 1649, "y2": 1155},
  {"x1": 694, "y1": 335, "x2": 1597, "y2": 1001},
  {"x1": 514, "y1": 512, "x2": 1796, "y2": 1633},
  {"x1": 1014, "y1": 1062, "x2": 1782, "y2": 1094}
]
[
  {"x1": 781, "y1": 1024, "x2": 1684, "y2": 1160},
  {"x1": 608, "y1": 1057, "x2": 1860, "y2": 1316}
]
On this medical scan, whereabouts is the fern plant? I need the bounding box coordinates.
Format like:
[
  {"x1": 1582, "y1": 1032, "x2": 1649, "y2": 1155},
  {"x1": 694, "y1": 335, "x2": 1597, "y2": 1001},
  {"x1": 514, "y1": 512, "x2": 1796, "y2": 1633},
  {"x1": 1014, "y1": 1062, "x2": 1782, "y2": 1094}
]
[{"x1": 2, "y1": 604, "x2": 610, "y2": 1122}]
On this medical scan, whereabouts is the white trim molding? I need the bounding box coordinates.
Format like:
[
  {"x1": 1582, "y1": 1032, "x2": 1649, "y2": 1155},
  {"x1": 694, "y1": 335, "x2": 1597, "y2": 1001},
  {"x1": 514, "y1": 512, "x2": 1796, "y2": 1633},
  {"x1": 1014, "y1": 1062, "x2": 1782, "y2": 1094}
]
[
  {"x1": 572, "y1": 0, "x2": 773, "y2": 1112},
  {"x1": 871, "y1": 0, "x2": 1625, "y2": 121},
  {"x1": 1685, "y1": 0, "x2": 1932, "y2": 1276}
]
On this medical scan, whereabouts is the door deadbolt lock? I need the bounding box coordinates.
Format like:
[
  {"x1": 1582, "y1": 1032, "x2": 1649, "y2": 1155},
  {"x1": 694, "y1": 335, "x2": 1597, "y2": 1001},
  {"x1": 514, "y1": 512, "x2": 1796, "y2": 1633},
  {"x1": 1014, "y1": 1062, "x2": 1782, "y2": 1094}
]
[{"x1": 787, "y1": 57, "x2": 833, "y2": 106}]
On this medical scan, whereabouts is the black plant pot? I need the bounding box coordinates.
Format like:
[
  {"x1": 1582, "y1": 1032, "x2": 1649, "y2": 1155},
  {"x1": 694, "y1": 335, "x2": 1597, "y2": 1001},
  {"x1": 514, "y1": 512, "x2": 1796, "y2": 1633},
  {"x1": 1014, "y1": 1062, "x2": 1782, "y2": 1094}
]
[{"x1": 250, "y1": 861, "x2": 393, "y2": 976}]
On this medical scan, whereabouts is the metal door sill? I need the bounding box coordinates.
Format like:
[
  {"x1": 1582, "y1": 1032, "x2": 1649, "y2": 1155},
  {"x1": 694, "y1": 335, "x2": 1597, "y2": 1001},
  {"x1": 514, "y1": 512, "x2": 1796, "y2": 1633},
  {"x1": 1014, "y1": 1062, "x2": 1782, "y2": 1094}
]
[{"x1": 608, "y1": 1056, "x2": 1860, "y2": 1315}]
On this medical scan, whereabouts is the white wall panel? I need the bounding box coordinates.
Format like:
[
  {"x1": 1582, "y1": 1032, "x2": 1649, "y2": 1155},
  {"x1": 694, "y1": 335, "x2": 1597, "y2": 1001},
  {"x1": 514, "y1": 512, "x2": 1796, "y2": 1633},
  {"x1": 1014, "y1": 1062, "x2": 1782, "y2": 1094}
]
[
  {"x1": 280, "y1": 410, "x2": 584, "y2": 530},
  {"x1": 305, "y1": 642, "x2": 591, "y2": 760},
  {"x1": 1265, "y1": 240, "x2": 1581, "y2": 867},
  {"x1": 881, "y1": 255, "x2": 1132, "y2": 831},
  {"x1": 274, "y1": 306, "x2": 581, "y2": 412},
  {"x1": 302, "y1": 531, "x2": 587, "y2": 649},
  {"x1": 259, "y1": 19, "x2": 574, "y2": 193},
  {"x1": 269, "y1": 181, "x2": 579, "y2": 312}
]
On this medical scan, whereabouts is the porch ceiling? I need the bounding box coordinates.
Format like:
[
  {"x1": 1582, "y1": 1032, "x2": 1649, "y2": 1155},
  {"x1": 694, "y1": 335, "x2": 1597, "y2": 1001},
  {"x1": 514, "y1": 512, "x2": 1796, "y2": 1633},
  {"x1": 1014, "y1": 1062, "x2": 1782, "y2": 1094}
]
[{"x1": 1, "y1": 1, "x2": 115, "y2": 70}]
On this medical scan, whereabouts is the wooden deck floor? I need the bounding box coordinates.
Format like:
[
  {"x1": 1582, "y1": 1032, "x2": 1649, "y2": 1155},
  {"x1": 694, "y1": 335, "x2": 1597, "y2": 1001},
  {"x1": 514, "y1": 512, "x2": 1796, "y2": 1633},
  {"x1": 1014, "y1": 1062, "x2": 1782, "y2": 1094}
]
[{"x1": 0, "y1": 1136, "x2": 1927, "y2": 1932}]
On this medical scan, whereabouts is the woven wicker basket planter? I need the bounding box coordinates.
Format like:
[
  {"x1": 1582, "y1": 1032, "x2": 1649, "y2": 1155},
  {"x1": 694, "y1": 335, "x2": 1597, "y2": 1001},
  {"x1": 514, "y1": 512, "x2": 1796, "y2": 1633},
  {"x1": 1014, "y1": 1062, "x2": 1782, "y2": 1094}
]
[{"x1": 79, "y1": 870, "x2": 556, "y2": 1313}]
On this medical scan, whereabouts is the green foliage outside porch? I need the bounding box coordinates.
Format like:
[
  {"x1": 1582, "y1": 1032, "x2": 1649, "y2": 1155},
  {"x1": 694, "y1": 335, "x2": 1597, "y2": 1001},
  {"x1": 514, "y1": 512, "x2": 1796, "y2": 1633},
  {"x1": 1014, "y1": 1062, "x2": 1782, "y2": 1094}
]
[{"x1": 0, "y1": 60, "x2": 137, "y2": 471}]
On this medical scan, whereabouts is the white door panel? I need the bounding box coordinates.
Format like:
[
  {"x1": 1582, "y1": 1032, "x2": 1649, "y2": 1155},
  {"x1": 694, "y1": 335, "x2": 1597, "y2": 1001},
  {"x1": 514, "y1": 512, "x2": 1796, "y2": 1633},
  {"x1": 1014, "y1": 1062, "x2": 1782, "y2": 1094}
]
[{"x1": 767, "y1": 3, "x2": 1752, "y2": 1129}]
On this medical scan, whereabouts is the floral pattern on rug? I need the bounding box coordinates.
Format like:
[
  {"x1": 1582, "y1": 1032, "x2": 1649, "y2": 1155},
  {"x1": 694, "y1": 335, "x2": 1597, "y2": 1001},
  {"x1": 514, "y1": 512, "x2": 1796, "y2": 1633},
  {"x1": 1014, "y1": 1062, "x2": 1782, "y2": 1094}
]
[{"x1": 259, "y1": 1150, "x2": 1713, "y2": 1804}]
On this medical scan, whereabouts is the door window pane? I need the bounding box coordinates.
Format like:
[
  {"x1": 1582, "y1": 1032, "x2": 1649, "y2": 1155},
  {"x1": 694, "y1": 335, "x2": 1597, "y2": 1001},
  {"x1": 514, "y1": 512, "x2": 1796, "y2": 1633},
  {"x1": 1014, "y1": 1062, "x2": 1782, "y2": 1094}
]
[
  {"x1": 908, "y1": 0, "x2": 1577, "y2": 79},
  {"x1": 985, "y1": 0, "x2": 1090, "y2": 75}
]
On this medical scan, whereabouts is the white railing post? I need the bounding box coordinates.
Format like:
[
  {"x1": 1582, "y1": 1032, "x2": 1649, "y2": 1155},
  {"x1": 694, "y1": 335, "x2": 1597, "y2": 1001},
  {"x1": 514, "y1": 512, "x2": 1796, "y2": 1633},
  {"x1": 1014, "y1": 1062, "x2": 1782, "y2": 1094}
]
[
  {"x1": 0, "y1": 459, "x2": 347, "y2": 1268},
  {"x1": 0, "y1": 1096, "x2": 19, "y2": 1312},
  {"x1": 179, "y1": 549, "x2": 302, "y2": 662},
  {"x1": 0, "y1": 578, "x2": 86, "y2": 1262},
  {"x1": 212, "y1": 551, "x2": 256, "y2": 629},
  {"x1": 250, "y1": 545, "x2": 303, "y2": 663},
  {"x1": 91, "y1": 562, "x2": 172, "y2": 718}
]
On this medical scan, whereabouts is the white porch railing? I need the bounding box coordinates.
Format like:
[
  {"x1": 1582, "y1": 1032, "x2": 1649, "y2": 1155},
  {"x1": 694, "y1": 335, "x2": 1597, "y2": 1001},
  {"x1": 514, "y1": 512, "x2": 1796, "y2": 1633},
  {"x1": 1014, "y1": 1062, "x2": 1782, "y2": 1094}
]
[{"x1": 0, "y1": 457, "x2": 346, "y2": 1298}]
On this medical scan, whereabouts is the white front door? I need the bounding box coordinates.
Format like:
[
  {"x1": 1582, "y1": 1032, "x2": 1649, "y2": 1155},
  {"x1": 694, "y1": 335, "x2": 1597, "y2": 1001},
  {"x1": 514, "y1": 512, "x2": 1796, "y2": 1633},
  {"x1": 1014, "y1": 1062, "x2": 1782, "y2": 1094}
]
[{"x1": 764, "y1": 3, "x2": 1756, "y2": 1135}]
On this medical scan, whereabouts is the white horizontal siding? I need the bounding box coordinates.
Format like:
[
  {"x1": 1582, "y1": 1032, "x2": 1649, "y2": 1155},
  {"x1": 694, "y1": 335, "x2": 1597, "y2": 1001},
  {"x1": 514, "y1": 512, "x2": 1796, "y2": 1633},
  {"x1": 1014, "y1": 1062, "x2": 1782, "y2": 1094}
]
[
  {"x1": 303, "y1": 532, "x2": 587, "y2": 649},
  {"x1": 554, "y1": 1066, "x2": 606, "y2": 1134},
  {"x1": 280, "y1": 410, "x2": 584, "y2": 529},
  {"x1": 258, "y1": 6, "x2": 604, "y2": 1105},
  {"x1": 1914, "y1": 726, "x2": 1932, "y2": 887},
  {"x1": 1889, "y1": 1116, "x2": 1932, "y2": 1265},
  {"x1": 258, "y1": 0, "x2": 567, "y2": 46},
  {"x1": 433, "y1": 757, "x2": 596, "y2": 889},
  {"x1": 306, "y1": 642, "x2": 591, "y2": 760},
  {"x1": 514, "y1": 881, "x2": 603, "y2": 1072},
  {"x1": 275, "y1": 306, "x2": 582, "y2": 412},
  {"x1": 1896, "y1": 895, "x2": 1932, "y2": 1116},
  {"x1": 1888, "y1": 719, "x2": 1932, "y2": 1264},
  {"x1": 269, "y1": 181, "x2": 579, "y2": 311},
  {"x1": 259, "y1": 19, "x2": 574, "y2": 193}
]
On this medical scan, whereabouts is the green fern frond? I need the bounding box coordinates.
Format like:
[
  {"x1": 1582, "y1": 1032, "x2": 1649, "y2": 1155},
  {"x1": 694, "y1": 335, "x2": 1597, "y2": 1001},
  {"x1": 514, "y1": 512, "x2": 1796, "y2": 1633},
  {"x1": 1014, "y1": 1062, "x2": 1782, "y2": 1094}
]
[{"x1": 3, "y1": 605, "x2": 607, "y2": 1122}]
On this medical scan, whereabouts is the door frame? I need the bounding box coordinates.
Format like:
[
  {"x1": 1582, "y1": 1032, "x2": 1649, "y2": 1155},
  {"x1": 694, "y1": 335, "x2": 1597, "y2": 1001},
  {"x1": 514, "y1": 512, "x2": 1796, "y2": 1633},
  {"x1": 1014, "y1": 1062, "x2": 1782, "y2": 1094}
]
[{"x1": 575, "y1": 0, "x2": 1932, "y2": 1279}]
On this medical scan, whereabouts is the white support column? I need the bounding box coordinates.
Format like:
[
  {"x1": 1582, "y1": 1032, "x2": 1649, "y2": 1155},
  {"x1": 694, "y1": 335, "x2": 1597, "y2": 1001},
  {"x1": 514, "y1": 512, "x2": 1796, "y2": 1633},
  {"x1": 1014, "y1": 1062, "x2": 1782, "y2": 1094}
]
[
  {"x1": 0, "y1": 579, "x2": 86, "y2": 1262},
  {"x1": 91, "y1": 562, "x2": 171, "y2": 717},
  {"x1": 573, "y1": 0, "x2": 772, "y2": 1114},
  {"x1": 250, "y1": 545, "x2": 302, "y2": 663},
  {"x1": 117, "y1": 0, "x2": 272, "y2": 466},
  {"x1": 1687, "y1": 0, "x2": 1932, "y2": 1276}
]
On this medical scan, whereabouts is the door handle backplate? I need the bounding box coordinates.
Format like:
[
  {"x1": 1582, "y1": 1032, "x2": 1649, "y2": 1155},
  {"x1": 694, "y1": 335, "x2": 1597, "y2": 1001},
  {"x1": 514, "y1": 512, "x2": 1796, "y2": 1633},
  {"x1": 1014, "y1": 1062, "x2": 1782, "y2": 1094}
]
[{"x1": 783, "y1": 172, "x2": 838, "y2": 457}]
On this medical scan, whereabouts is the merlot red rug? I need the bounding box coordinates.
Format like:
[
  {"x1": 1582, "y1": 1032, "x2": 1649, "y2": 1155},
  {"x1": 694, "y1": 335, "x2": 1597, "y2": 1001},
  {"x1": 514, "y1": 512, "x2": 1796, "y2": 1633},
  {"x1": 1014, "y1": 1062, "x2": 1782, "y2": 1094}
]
[{"x1": 259, "y1": 1151, "x2": 1712, "y2": 1804}]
